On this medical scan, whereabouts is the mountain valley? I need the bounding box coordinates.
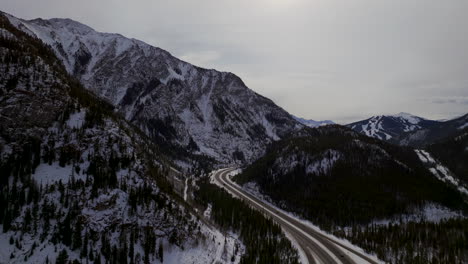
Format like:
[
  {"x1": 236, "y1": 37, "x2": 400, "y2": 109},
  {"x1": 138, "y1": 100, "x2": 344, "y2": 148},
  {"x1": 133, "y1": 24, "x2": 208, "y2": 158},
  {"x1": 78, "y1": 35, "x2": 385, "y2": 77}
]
[{"x1": 0, "y1": 9, "x2": 467, "y2": 264}]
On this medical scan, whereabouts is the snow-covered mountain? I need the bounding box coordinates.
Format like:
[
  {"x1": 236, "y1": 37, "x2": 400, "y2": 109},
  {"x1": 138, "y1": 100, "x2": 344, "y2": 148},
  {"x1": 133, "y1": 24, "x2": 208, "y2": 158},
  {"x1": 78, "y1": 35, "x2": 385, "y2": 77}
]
[
  {"x1": 399, "y1": 113, "x2": 468, "y2": 147},
  {"x1": 0, "y1": 14, "x2": 243, "y2": 263},
  {"x1": 5, "y1": 13, "x2": 302, "y2": 165},
  {"x1": 293, "y1": 115, "x2": 334, "y2": 128},
  {"x1": 347, "y1": 112, "x2": 468, "y2": 147},
  {"x1": 347, "y1": 113, "x2": 439, "y2": 141}
]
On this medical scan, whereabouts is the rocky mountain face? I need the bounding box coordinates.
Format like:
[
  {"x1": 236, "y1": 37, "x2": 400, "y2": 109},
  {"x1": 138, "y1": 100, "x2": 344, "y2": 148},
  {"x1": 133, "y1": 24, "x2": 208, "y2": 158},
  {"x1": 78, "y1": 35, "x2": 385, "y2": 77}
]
[
  {"x1": 5, "y1": 13, "x2": 302, "y2": 166},
  {"x1": 0, "y1": 14, "x2": 243, "y2": 264}
]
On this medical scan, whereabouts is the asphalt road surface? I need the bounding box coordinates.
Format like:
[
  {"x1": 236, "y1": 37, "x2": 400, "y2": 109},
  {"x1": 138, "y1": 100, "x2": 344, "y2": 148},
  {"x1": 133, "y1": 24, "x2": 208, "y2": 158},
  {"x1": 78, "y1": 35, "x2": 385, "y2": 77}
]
[{"x1": 213, "y1": 168, "x2": 381, "y2": 264}]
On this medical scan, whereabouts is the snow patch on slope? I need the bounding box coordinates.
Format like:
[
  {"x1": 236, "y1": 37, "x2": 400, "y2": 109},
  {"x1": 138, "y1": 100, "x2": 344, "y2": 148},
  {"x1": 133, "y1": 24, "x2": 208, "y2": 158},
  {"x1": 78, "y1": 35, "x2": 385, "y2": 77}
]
[
  {"x1": 415, "y1": 149, "x2": 468, "y2": 195},
  {"x1": 165, "y1": 225, "x2": 244, "y2": 264},
  {"x1": 372, "y1": 203, "x2": 464, "y2": 226},
  {"x1": 271, "y1": 149, "x2": 342, "y2": 178},
  {"x1": 393, "y1": 112, "x2": 421, "y2": 125},
  {"x1": 459, "y1": 122, "x2": 468, "y2": 130},
  {"x1": 33, "y1": 162, "x2": 75, "y2": 185},
  {"x1": 66, "y1": 110, "x2": 86, "y2": 129},
  {"x1": 306, "y1": 150, "x2": 341, "y2": 175},
  {"x1": 361, "y1": 116, "x2": 393, "y2": 140}
]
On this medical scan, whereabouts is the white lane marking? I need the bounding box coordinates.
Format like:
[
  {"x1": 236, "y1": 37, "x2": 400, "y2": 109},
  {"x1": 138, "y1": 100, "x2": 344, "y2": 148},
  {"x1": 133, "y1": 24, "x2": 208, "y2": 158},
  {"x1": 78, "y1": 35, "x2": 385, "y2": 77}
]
[
  {"x1": 183, "y1": 178, "x2": 188, "y2": 201},
  {"x1": 217, "y1": 170, "x2": 344, "y2": 264},
  {"x1": 170, "y1": 167, "x2": 182, "y2": 174},
  {"x1": 307, "y1": 246, "x2": 322, "y2": 264},
  {"x1": 283, "y1": 226, "x2": 310, "y2": 264}
]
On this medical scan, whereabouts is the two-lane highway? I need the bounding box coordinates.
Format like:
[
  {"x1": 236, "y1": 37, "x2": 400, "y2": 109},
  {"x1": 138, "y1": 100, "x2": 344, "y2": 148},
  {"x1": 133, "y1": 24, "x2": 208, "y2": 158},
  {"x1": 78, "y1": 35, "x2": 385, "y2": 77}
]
[{"x1": 213, "y1": 168, "x2": 381, "y2": 264}]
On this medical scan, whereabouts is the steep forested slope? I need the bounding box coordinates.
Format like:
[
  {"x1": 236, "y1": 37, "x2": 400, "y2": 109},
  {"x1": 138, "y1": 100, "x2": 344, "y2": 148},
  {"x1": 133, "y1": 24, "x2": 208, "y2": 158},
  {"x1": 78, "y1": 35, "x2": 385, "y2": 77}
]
[
  {"x1": 426, "y1": 127, "x2": 468, "y2": 185},
  {"x1": 237, "y1": 125, "x2": 466, "y2": 225},
  {"x1": 0, "y1": 14, "x2": 240, "y2": 264},
  {"x1": 235, "y1": 125, "x2": 468, "y2": 263}
]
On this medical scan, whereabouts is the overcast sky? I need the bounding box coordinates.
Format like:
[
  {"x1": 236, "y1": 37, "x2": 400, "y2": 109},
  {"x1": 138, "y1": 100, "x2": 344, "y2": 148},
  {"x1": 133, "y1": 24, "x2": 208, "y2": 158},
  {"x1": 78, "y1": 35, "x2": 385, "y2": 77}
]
[{"x1": 2, "y1": 0, "x2": 468, "y2": 123}]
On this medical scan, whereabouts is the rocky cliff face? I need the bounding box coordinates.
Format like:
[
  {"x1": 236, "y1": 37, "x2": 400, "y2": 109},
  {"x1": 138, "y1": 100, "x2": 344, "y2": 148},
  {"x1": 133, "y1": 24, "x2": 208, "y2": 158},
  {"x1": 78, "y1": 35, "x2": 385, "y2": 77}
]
[{"x1": 6, "y1": 14, "x2": 302, "y2": 165}]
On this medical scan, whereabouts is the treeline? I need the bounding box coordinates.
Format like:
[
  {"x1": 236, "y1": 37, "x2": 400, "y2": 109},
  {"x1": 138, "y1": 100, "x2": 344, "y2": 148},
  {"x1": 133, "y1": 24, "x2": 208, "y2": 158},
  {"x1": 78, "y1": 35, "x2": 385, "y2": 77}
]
[
  {"x1": 0, "y1": 102, "x2": 187, "y2": 264},
  {"x1": 195, "y1": 178, "x2": 300, "y2": 264},
  {"x1": 236, "y1": 126, "x2": 467, "y2": 227},
  {"x1": 5, "y1": 180, "x2": 184, "y2": 264},
  {"x1": 427, "y1": 127, "x2": 468, "y2": 186},
  {"x1": 235, "y1": 126, "x2": 468, "y2": 263},
  {"x1": 333, "y1": 219, "x2": 468, "y2": 264}
]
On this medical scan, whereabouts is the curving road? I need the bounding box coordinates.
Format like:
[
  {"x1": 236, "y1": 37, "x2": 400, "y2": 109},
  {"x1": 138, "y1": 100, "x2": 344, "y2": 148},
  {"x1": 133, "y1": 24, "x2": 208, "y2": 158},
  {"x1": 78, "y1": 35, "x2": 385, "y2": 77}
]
[{"x1": 213, "y1": 168, "x2": 381, "y2": 264}]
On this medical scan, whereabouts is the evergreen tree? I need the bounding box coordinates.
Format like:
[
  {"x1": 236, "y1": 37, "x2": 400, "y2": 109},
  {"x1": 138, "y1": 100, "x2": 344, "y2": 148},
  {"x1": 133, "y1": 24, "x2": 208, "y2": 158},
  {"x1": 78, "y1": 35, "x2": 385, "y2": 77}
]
[
  {"x1": 56, "y1": 249, "x2": 69, "y2": 264},
  {"x1": 158, "y1": 242, "x2": 163, "y2": 263},
  {"x1": 72, "y1": 220, "x2": 82, "y2": 250}
]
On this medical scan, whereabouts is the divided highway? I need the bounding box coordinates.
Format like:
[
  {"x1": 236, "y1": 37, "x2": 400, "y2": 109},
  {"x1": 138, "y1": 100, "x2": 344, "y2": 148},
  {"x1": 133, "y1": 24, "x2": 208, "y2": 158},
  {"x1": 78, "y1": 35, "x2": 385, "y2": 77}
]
[{"x1": 213, "y1": 168, "x2": 381, "y2": 264}]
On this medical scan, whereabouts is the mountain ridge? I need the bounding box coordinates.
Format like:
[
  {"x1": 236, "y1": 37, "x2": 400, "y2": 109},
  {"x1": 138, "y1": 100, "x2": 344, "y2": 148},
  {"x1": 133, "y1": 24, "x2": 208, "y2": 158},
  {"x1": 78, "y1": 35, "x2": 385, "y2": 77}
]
[
  {"x1": 0, "y1": 14, "x2": 244, "y2": 263},
  {"x1": 346, "y1": 112, "x2": 438, "y2": 141},
  {"x1": 5, "y1": 12, "x2": 302, "y2": 166},
  {"x1": 293, "y1": 115, "x2": 334, "y2": 128}
]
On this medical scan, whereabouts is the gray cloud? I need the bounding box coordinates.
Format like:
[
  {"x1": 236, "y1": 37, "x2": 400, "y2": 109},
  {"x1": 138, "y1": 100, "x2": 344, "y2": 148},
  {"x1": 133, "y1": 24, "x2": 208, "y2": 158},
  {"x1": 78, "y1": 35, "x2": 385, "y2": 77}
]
[
  {"x1": 432, "y1": 97, "x2": 468, "y2": 105},
  {"x1": 2, "y1": 0, "x2": 468, "y2": 123}
]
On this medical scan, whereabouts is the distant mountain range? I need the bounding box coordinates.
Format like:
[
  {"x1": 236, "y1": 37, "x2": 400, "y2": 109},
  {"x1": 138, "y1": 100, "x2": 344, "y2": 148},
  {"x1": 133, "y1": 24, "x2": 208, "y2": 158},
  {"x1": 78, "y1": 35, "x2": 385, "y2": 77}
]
[
  {"x1": 347, "y1": 112, "x2": 468, "y2": 146},
  {"x1": 293, "y1": 115, "x2": 334, "y2": 128}
]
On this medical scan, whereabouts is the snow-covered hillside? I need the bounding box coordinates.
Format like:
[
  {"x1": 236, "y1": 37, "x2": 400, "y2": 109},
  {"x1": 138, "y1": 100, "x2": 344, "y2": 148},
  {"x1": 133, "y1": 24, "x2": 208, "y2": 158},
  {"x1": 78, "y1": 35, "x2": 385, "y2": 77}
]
[
  {"x1": 347, "y1": 113, "x2": 439, "y2": 141},
  {"x1": 6, "y1": 12, "x2": 302, "y2": 164},
  {"x1": 0, "y1": 14, "x2": 243, "y2": 264}
]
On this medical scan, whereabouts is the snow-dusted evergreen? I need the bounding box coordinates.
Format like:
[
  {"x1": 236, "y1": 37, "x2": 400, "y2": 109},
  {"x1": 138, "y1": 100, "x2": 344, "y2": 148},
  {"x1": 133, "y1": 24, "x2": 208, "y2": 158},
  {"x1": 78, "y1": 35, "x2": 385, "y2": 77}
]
[{"x1": 6, "y1": 13, "x2": 302, "y2": 164}]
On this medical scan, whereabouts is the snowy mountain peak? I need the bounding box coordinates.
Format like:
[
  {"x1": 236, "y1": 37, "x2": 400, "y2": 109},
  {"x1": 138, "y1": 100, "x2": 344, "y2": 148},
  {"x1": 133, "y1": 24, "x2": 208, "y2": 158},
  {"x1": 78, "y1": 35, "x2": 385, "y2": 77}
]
[
  {"x1": 347, "y1": 113, "x2": 438, "y2": 141},
  {"x1": 6, "y1": 12, "x2": 301, "y2": 163},
  {"x1": 392, "y1": 112, "x2": 422, "y2": 125},
  {"x1": 37, "y1": 17, "x2": 94, "y2": 34}
]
